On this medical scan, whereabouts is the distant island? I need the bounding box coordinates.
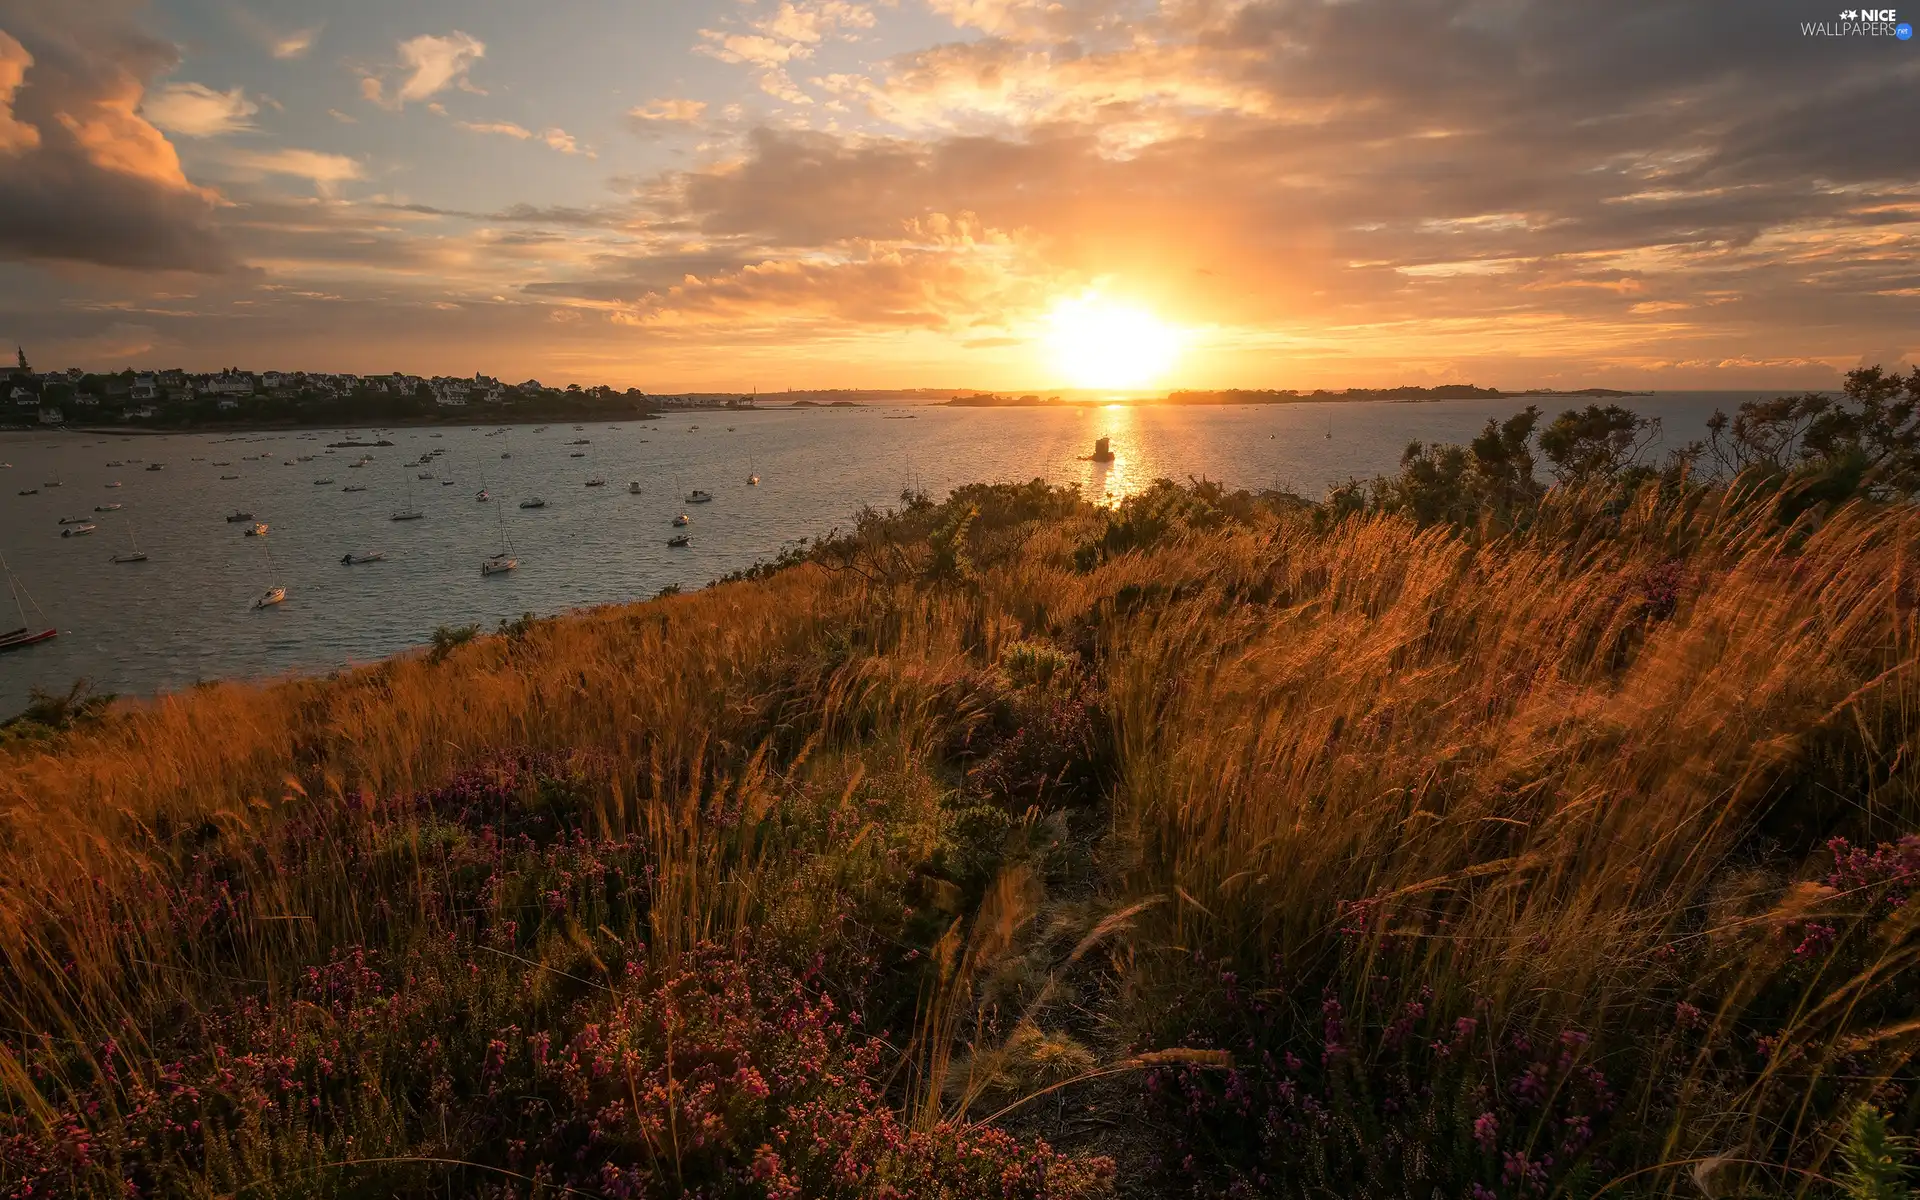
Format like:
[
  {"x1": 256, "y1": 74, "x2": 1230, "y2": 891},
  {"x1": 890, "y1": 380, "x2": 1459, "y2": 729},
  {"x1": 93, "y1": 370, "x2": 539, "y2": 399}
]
[{"x1": 950, "y1": 385, "x2": 1651, "y2": 407}]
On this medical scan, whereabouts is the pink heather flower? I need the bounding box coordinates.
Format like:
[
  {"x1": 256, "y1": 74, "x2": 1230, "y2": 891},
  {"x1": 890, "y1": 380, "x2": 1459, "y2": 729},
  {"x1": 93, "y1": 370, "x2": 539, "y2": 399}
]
[
  {"x1": 1792, "y1": 923, "x2": 1837, "y2": 959},
  {"x1": 1473, "y1": 1111, "x2": 1500, "y2": 1151}
]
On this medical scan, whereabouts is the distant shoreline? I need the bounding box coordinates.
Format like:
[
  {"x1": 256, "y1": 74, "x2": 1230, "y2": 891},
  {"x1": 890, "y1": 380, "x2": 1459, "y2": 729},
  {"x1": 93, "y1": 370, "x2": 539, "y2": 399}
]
[{"x1": 947, "y1": 386, "x2": 1654, "y2": 408}]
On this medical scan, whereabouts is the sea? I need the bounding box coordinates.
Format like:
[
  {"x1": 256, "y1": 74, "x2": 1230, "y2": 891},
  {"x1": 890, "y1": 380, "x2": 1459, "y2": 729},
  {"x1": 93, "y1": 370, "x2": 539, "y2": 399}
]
[{"x1": 0, "y1": 392, "x2": 1770, "y2": 712}]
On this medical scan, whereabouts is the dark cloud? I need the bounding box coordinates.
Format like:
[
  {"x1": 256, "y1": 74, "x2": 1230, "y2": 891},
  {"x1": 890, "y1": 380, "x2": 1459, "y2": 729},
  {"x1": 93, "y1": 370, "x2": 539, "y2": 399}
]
[{"x1": 0, "y1": 0, "x2": 232, "y2": 271}]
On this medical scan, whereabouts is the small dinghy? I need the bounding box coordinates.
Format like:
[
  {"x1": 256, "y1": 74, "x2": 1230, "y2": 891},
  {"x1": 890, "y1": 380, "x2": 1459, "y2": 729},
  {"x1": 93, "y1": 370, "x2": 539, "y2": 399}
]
[{"x1": 340, "y1": 551, "x2": 386, "y2": 565}]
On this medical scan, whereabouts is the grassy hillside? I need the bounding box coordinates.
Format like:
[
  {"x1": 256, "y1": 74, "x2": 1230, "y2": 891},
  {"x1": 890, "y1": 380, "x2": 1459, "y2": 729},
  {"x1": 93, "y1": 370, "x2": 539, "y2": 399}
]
[{"x1": 5, "y1": 388, "x2": 1920, "y2": 1197}]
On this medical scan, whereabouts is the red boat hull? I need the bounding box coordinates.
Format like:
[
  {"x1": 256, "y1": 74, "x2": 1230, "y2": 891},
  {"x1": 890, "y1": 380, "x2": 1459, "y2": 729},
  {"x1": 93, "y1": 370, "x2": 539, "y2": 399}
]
[{"x1": 0, "y1": 627, "x2": 57, "y2": 652}]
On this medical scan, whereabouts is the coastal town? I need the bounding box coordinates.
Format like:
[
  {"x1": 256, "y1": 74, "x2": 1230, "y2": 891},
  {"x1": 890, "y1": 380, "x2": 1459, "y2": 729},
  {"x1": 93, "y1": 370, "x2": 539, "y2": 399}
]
[{"x1": 0, "y1": 348, "x2": 768, "y2": 429}]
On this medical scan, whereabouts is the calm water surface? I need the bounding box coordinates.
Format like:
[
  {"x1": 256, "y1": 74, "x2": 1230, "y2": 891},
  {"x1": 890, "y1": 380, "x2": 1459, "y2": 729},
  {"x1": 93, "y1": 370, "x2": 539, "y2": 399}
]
[{"x1": 0, "y1": 393, "x2": 1757, "y2": 710}]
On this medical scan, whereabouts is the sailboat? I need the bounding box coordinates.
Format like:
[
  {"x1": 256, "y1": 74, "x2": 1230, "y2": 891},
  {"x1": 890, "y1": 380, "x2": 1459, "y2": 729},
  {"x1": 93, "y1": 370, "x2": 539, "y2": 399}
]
[
  {"x1": 482, "y1": 501, "x2": 518, "y2": 575},
  {"x1": 111, "y1": 518, "x2": 148, "y2": 563},
  {"x1": 0, "y1": 554, "x2": 56, "y2": 650},
  {"x1": 747, "y1": 456, "x2": 759, "y2": 486},
  {"x1": 391, "y1": 476, "x2": 423, "y2": 521},
  {"x1": 252, "y1": 539, "x2": 286, "y2": 609},
  {"x1": 1325, "y1": 413, "x2": 1332, "y2": 440}
]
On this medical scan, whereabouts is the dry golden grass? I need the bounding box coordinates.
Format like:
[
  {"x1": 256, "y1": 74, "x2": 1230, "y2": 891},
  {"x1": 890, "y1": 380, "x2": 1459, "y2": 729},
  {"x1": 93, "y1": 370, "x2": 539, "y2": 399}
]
[{"x1": 3, "y1": 480, "x2": 1918, "y2": 1194}]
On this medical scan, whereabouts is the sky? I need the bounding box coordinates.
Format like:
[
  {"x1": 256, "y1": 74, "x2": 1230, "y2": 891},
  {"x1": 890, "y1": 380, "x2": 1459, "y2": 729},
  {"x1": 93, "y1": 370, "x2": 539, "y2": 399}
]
[{"x1": 0, "y1": 0, "x2": 1914, "y2": 392}]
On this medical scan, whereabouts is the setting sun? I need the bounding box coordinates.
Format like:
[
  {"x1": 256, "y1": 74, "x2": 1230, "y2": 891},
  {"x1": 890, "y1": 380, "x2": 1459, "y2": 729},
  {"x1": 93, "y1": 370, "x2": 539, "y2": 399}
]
[{"x1": 1045, "y1": 294, "x2": 1184, "y2": 390}]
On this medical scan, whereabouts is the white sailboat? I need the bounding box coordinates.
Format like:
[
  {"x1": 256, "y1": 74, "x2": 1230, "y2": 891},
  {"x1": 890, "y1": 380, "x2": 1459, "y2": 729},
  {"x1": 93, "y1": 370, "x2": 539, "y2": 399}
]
[
  {"x1": 111, "y1": 518, "x2": 148, "y2": 563},
  {"x1": 391, "y1": 476, "x2": 423, "y2": 521},
  {"x1": 482, "y1": 500, "x2": 518, "y2": 575},
  {"x1": 253, "y1": 539, "x2": 286, "y2": 609}
]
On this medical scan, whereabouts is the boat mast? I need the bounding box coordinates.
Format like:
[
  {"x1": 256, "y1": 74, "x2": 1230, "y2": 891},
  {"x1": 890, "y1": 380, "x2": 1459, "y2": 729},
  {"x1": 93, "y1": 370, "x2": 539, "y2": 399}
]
[
  {"x1": 2, "y1": 553, "x2": 25, "y2": 628},
  {"x1": 1, "y1": 552, "x2": 47, "y2": 629}
]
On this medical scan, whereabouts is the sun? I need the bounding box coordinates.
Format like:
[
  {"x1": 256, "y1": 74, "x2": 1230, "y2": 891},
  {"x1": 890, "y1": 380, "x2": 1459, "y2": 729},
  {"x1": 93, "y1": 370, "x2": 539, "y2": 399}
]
[{"x1": 1045, "y1": 294, "x2": 1184, "y2": 390}]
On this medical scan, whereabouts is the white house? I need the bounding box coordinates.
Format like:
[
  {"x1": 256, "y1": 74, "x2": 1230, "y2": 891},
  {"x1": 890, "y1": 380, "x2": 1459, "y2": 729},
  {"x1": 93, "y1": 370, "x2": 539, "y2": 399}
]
[
  {"x1": 130, "y1": 375, "x2": 159, "y2": 402},
  {"x1": 10, "y1": 385, "x2": 34, "y2": 406},
  {"x1": 203, "y1": 372, "x2": 254, "y2": 397},
  {"x1": 38, "y1": 406, "x2": 63, "y2": 425},
  {"x1": 217, "y1": 398, "x2": 240, "y2": 411}
]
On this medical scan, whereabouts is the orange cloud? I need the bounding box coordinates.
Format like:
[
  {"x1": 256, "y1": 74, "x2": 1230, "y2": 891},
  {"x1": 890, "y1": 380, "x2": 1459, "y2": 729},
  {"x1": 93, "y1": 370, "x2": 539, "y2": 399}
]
[{"x1": 0, "y1": 30, "x2": 38, "y2": 154}]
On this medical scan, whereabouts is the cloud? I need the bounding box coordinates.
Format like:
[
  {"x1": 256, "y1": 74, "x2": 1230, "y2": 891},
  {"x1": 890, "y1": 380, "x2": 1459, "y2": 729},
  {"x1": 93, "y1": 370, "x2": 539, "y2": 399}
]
[
  {"x1": 0, "y1": 30, "x2": 38, "y2": 153},
  {"x1": 271, "y1": 27, "x2": 320, "y2": 59},
  {"x1": 363, "y1": 31, "x2": 485, "y2": 109},
  {"x1": 457, "y1": 119, "x2": 534, "y2": 139},
  {"x1": 397, "y1": 31, "x2": 485, "y2": 103},
  {"x1": 541, "y1": 127, "x2": 587, "y2": 156},
  {"x1": 454, "y1": 119, "x2": 591, "y2": 156},
  {"x1": 140, "y1": 82, "x2": 258, "y2": 137},
  {"x1": 0, "y1": 0, "x2": 231, "y2": 271},
  {"x1": 228, "y1": 148, "x2": 363, "y2": 195},
  {"x1": 695, "y1": 2, "x2": 878, "y2": 108},
  {"x1": 629, "y1": 98, "x2": 707, "y2": 124}
]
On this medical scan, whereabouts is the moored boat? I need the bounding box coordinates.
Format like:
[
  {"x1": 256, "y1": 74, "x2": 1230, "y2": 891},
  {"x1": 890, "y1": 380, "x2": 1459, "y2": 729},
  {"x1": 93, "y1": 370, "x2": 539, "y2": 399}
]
[
  {"x1": 60, "y1": 523, "x2": 97, "y2": 537},
  {"x1": 668, "y1": 533, "x2": 691, "y2": 548}
]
